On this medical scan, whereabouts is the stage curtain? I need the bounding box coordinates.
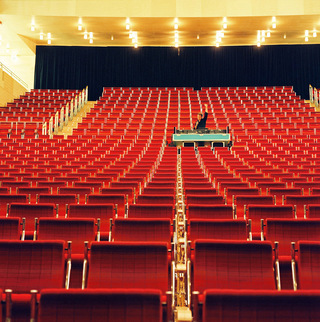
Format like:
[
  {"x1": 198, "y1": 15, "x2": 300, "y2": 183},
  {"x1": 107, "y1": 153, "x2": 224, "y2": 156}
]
[{"x1": 34, "y1": 45, "x2": 320, "y2": 101}]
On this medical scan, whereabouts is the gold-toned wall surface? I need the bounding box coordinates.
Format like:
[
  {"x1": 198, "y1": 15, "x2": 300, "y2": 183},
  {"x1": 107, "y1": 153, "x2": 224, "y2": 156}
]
[{"x1": 0, "y1": 69, "x2": 27, "y2": 107}]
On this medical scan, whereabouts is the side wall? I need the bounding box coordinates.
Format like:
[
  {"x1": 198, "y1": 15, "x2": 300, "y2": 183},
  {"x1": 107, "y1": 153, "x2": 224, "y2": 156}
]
[{"x1": 0, "y1": 68, "x2": 27, "y2": 106}]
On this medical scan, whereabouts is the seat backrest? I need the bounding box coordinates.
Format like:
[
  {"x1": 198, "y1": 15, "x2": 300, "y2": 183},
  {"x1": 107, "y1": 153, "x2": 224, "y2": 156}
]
[
  {"x1": 188, "y1": 205, "x2": 233, "y2": 219},
  {"x1": 68, "y1": 204, "x2": 114, "y2": 232},
  {"x1": 0, "y1": 240, "x2": 65, "y2": 293},
  {"x1": 235, "y1": 195, "x2": 274, "y2": 218},
  {"x1": 186, "y1": 195, "x2": 225, "y2": 206},
  {"x1": 9, "y1": 203, "x2": 56, "y2": 232},
  {"x1": 0, "y1": 194, "x2": 28, "y2": 216},
  {"x1": 188, "y1": 219, "x2": 247, "y2": 243},
  {"x1": 265, "y1": 219, "x2": 320, "y2": 257},
  {"x1": 0, "y1": 217, "x2": 21, "y2": 240},
  {"x1": 193, "y1": 240, "x2": 275, "y2": 293},
  {"x1": 87, "y1": 194, "x2": 125, "y2": 217},
  {"x1": 38, "y1": 289, "x2": 162, "y2": 322},
  {"x1": 38, "y1": 194, "x2": 77, "y2": 216},
  {"x1": 128, "y1": 204, "x2": 174, "y2": 219},
  {"x1": 307, "y1": 205, "x2": 320, "y2": 218},
  {"x1": 202, "y1": 289, "x2": 320, "y2": 322},
  {"x1": 226, "y1": 187, "x2": 259, "y2": 204},
  {"x1": 37, "y1": 218, "x2": 96, "y2": 254},
  {"x1": 112, "y1": 218, "x2": 171, "y2": 245},
  {"x1": 285, "y1": 195, "x2": 320, "y2": 218},
  {"x1": 269, "y1": 188, "x2": 302, "y2": 204},
  {"x1": 87, "y1": 242, "x2": 168, "y2": 294},
  {"x1": 297, "y1": 241, "x2": 320, "y2": 290},
  {"x1": 136, "y1": 195, "x2": 175, "y2": 205},
  {"x1": 247, "y1": 205, "x2": 294, "y2": 236}
]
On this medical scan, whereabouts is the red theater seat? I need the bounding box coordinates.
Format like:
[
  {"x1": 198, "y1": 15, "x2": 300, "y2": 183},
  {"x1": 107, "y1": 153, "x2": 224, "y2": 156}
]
[
  {"x1": 187, "y1": 205, "x2": 234, "y2": 219},
  {"x1": 246, "y1": 205, "x2": 295, "y2": 240},
  {"x1": 0, "y1": 240, "x2": 67, "y2": 321},
  {"x1": 284, "y1": 195, "x2": 320, "y2": 218},
  {"x1": 111, "y1": 218, "x2": 172, "y2": 246},
  {"x1": 0, "y1": 217, "x2": 22, "y2": 240},
  {"x1": 0, "y1": 194, "x2": 28, "y2": 216},
  {"x1": 87, "y1": 194, "x2": 126, "y2": 217},
  {"x1": 128, "y1": 204, "x2": 174, "y2": 220},
  {"x1": 192, "y1": 240, "x2": 276, "y2": 304},
  {"x1": 296, "y1": 241, "x2": 320, "y2": 290},
  {"x1": 84, "y1": 242, "x2": 171, "y2": 309},
  {"x1": 37, "y1": 289, "x2": 163, "y2": 322},
  {"x1": 9, "y1": 203, "x2": 56, "y2": 239},
  {"x1": 201, "y1": 290, "x2": 320, "y2": 322},
  {"x1": 188, "y1": 219, "x2": 248, "y2": 244},
  {"x1": 38, "y1": 194, "x2": 78, "y2": 217}
]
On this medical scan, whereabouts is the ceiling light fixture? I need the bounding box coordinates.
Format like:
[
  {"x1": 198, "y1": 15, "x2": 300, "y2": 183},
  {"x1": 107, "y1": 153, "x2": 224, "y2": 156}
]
[
  {"x1": 111, "y1": 35, "x2": 114, "y2": 40},
  {"x1": 272, "y1": 16, "x2": 276, "y2": 29},
  {"x1": 84, "y1": 31, "x2": 88, "y2": 39},
  {"x1": 40, "y1": 32, "x2": 44, "y2": 40},
  {"x1": 126, "y1": 17, "x2": 130, "y2": 30},
  {"x1": 47, "y1": 39, "x2": 51, "y2": 44},
  {"x1": 78, "y1": 17, "x2": 82, "y2": 31},
  {"x1": 267, "y1": 30, "x2": 271, "y2": 37},
  {"x1": 89, "y1": 32, "x2": 93, "y2": 39},
  {"x1": 89, "y1": 38, "x2": 93, "y2": 44},
  {"x1": 284, "y1": 34, "x2": 286, "y2": 39},
  {"x1": 223, "y1": 17, "x2": 227, "y2": 29},
  {"x1": 313, "y1": 30, "x2": 317, "y2": 37},
  {"x1": 197, "y1": 34, "x2": 199, "y2": 40}
]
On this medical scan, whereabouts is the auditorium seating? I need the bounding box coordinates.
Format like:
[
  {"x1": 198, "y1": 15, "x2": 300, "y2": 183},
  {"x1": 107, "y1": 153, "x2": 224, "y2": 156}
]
[{"x1": 1, "y1": 86, "x2": 319, "y2": 320}]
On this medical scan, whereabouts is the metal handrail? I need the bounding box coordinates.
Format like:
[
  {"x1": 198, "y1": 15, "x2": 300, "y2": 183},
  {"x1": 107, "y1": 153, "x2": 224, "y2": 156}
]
[{"x1": 0, "y1": 61, "x2": 29, "y2": 90}]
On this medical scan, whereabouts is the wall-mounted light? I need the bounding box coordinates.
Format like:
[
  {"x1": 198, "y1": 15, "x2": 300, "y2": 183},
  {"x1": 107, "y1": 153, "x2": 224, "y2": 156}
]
[
  {"x1": 78, "y1": 17, "x2": 82, "y2": 31},
  {"x1": 40, "y1": 32, "x2": 44, "y2": 40}
]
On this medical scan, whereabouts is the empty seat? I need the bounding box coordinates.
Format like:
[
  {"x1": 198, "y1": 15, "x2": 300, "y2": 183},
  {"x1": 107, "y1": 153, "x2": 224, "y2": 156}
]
[
  {"x1": 37, "y1": 289, "x2": 163, "y2": 322},
  {"x1": 284, "y1": 195, "x2": 320, "y2": 218},
  {"x1": 234, "y1": 195, "x2": 274, "y2": 218},
  {"x1": 0, "y1": 217, "x2": 22, "y2": 240},
  {"x1": 87, "y1": 194, "x2": 126, "y2": 217},
  {"x1": 38, "y1": 194, "x2": 78, "y2": 217},
  {"x1": 136, "y1": 195, "x2": 175, "y2": 205},
  {"x1": 0, "y1": 194, "x2": 28, "y2": 216},
  {"x1": 201, "y1": 290, "x2": 320, "y2": 322},
  {"x1": 187, "y1": 205, "x2": 234, "y2": 219},
  {"x1": 9, "y1": 203, "x2": 56, "y2": 239},
  {"x1": 246, "y1": 205, "x2": 295, "y2": 240},
  {"x1": 307, "y1": 204, "x2": 320, "y2": 218},
  {"x1": 186, "y1": 195, "x2": 225, "y2": 206},
  {"x1": 84, "y1": 242, "x2": 171, "y2": 306},
  {"x1": 128, "y1": 204, "x2": 174, "y2": 220},
  {"x1": 269, "y1": 188, "x2": 302, "y2": 204},
  {"x1": 0, "y1": 240, "x2": 67, "y2": 320},
  {"x1": 188, "y1": 219, "x2": 248, "y2": 244},
  {"x1": 225, "y1": 187, "x2": 259, "y2": 204},
  {"x1": 296, "y1": 241, "x2": 320, "y2": 290},
  {"x1": 111, "y1": 218, "x2": 172, "y2": 247},
  {"x1": 192, "y1": 240, "x2": 277, "y2": 304},
  {"x1": 37, "y1": 218, "x2": 97, "y2": 288}
]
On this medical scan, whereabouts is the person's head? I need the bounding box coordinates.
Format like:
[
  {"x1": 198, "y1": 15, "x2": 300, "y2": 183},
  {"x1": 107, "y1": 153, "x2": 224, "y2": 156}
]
[
  {"x1": 34, "y1": 129, "x2": 38, "y2": 134},
  {"x1": 8, "y1": 128, "x2": 12, "y2": 134},
  {"x1": 21, "y1": 129, "x2": 25, "y2": 134},
  {"x1": 197, "y1": 113, "x2": 203, "y2": 121}
]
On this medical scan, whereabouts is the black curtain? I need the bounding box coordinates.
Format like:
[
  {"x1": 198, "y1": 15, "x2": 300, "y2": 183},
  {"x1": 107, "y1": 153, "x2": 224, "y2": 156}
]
[{"x1": 34, "y1": 45, "x2": 320, "y2": 101}]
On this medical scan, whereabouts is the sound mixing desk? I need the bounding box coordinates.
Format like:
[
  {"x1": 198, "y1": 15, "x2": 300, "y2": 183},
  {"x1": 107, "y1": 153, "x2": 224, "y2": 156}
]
[{"x1": 172, "y1": 129, "x2": 231, "y2": 147}]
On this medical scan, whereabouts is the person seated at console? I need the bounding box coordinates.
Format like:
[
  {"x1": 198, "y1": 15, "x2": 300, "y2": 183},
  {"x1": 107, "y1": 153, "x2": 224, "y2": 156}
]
[{"x1": 194, "y1": 104, "x2": 208, "y2": 130}]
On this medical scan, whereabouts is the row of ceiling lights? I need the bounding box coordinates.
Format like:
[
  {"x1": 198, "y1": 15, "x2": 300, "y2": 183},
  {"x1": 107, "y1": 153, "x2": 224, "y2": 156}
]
[{"x1": 22, "y1": 16, "x2": 320, "y2": 47}]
